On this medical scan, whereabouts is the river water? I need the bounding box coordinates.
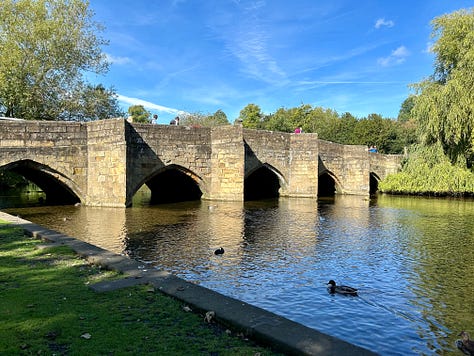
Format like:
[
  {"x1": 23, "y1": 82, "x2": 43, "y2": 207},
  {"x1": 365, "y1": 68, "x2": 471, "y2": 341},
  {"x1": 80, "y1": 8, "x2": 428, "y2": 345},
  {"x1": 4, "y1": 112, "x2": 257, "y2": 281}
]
[{"x1": 2, "y1": 192, "x2": 474, "y2": 355}]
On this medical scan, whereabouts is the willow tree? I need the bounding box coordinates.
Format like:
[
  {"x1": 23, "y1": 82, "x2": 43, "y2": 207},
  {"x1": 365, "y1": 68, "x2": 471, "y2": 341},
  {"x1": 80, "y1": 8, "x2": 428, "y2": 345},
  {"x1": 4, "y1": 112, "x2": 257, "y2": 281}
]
[
  {"x1": 412, "y1": 8, "x2": 474, "y2": 166},
  {"x1": 0, "y1": 0, "x2": 121, "y2": 120}
]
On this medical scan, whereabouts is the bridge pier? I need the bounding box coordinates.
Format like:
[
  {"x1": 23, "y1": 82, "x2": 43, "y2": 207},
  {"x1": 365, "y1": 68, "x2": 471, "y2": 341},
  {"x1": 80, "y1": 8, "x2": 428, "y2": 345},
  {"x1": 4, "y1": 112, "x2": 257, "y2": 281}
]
[
  {"x1": 85, "y1": 119, "x2": 128, "y2": 207},
  {"x1": 280, "y1": 133, "x2": 319, "y2": 198},
  {"x1": 207, "y1": 126, "x2": 245, "y2": 201}
]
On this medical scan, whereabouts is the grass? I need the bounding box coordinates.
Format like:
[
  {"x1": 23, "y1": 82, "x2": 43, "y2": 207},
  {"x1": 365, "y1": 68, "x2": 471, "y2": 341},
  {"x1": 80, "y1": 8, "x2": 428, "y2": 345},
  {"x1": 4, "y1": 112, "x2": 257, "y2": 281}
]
[{"x1": 0, "y1": 221, "x2": 278, "y2": 355}]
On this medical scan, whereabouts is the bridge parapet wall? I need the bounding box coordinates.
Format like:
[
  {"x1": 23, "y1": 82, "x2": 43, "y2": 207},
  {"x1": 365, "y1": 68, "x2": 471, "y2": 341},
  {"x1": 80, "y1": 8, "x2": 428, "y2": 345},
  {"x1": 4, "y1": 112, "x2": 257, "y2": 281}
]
[{"x1": 0, "y1": 120, "x2": 87, "y2": 147}]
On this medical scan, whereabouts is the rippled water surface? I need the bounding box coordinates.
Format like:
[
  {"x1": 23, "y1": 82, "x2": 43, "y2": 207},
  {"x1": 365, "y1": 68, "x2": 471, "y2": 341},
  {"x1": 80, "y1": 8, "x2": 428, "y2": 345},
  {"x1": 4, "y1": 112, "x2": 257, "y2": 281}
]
[{"x1": 3, "y1": 193, "x2": 474, "y2": 355}]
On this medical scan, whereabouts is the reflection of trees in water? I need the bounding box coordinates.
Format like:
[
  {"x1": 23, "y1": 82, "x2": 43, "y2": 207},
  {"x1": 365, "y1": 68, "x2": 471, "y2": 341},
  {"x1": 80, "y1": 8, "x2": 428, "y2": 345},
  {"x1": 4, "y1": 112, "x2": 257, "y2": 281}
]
[{"x1": 379, "y1": 195, "x2": 474, "y2": 350}]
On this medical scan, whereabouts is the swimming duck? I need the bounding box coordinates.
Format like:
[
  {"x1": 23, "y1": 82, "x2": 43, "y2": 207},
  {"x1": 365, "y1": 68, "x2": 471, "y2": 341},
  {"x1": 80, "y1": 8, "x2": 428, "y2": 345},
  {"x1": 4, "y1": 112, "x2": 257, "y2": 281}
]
[
  {"x1": 214, "y1": 247, "x2": 225, "y2": 255},
  {"x1": 456, "y1": 331, "x2": 474, "y2": 355},
  {"x1": 327, "y1": 280, "x2": 358, "y2": 296}
]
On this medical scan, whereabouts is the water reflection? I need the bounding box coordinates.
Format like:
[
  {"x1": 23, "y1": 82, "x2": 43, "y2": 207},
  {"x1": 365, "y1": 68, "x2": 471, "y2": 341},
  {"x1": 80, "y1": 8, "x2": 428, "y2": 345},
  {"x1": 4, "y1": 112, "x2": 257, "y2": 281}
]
[{"x1": 2, "y1": 193, "x2": 474, "y2": 355}]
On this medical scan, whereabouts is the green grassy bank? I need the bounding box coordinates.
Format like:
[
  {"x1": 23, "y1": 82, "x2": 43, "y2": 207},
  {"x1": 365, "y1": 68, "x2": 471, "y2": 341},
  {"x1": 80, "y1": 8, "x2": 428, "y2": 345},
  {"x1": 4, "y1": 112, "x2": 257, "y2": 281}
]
[{"x1": 0, "y1": 221, "x2": 276, "y2": 355}]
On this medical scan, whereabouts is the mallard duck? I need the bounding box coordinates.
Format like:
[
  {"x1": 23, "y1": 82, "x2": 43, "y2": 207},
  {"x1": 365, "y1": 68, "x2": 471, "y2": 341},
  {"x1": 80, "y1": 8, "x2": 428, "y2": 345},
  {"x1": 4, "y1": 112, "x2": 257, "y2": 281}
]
[
  {"x1": 327, "y1": 280, "x2": 358, "y2": 296},
  {"x1": 456, "y1": 331, "x2": 474, "y2": 355},
  {"x1": 214, "y1": 247, "x2": 224, "y2": 255}
]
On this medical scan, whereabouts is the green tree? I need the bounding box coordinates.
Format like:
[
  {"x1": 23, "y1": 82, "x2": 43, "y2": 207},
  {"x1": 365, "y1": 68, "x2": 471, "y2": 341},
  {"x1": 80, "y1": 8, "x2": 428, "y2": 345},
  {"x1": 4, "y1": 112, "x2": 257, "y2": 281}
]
[
  {"x1": 304, "y1": 106, "x2": 340, "y2": 137},
  {"x1": 398, "y1": 95, "x2": 416, "y2": 123},
  {"x1": 127, "y1": 105, "x2": 151, "y2": 123},
  {"x1": 380, "y1": 143, "x2": 474, "y2": 195},
  {"x1": 181, "y1": 110, "x2": 230, "y2": 127},
  {"x1": 0, "y1": 0, "x2": 117, "y2": 121},
  {"x1": 411, "y1": 8, "x2": 474, "y2": 166},
  {"x1": 262, "y1": 107, "x2": 296, "y2": 132},
  {"x1": 238, "y1": 104, "x2": 264, "y2": 129},
  {"x1": 335, "y1": 112, "x2": 358, "y2": 144},
  {"x1": 62, "y1": 84, "x2": 124, "y2": 121},
  {"x1": 208, "y1": 109, "x2": 230, "y2": 126}
]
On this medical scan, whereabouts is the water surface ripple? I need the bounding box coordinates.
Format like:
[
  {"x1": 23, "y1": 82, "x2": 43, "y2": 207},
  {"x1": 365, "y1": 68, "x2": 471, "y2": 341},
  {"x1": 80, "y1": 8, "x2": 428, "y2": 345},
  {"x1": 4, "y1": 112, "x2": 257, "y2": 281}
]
[{"x1": 4, "y1": 194, "x2": 474, "y2": 355}]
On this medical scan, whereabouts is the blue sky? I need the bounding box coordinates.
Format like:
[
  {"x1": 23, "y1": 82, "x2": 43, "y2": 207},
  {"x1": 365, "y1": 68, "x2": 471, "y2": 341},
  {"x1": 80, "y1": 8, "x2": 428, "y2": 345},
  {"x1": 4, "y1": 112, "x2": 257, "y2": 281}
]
[{"x1": 88, "y1": 1, "x2": 474, "y2": 125}]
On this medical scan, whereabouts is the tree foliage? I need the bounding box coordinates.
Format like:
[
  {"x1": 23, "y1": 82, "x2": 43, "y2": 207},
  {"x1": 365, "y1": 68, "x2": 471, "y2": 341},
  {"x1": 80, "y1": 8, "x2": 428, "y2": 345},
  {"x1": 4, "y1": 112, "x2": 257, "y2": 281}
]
[
  {"x1": 379, "y1": 143, "x2": 474, "y2": 195},
  {"x1": 238, "y1": 104, "x2": 264, "y2": 129},
  {"x1": 411, "y1": 8, "x2": 474, "y2": 166},
  {"x1": 127, "y1": 105, "x2": 151, "y2": 123},
  {"x1": 181, "y1": 109, "x2": 230, "y2": 127},
  {"x1": 63, "y1": 84, "x2": 123, "y2": 121},
  {"x1": 238, "y1": 103, "x2": 415, "y2": 154},
  {"x1": 397, "y1": 96, "x2": 415, "y2": 123},
  {"x1": 0, "y1": 0, "x2": 123, "y2": 120}
]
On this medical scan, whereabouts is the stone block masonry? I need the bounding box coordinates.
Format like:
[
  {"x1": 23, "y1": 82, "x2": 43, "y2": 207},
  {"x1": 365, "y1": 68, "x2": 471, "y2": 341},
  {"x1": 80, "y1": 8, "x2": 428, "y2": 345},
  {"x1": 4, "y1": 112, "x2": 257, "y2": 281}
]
[{"x1": 0, "y1": 119, "x2": 402, "y2": 207}]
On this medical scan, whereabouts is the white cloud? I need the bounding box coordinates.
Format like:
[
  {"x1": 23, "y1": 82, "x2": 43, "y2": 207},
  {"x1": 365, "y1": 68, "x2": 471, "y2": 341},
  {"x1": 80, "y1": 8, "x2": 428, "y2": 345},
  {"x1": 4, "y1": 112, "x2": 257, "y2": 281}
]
[
  {"x1": 213, "y1": 2, "x2": 287, "y2": 85},
  {"x1": 375, "y1": 18, "x2": 394, "y2": 29},
  {"x1": 106, "y1": 53, "x2": 133, "y2": 65},
  {"x1": 377, "y1": 45, "x2": 410, "y2": 67},
  {"x1": 117, "y1": 94, "x2": 188, "y2": 116}
]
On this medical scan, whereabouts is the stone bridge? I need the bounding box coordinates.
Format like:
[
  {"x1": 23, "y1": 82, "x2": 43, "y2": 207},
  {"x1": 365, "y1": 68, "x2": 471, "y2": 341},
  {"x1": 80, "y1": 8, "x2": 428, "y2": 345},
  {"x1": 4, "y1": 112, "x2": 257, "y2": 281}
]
[{"x1": 0, "y1": 119, "x2": 402, "y2": 207}]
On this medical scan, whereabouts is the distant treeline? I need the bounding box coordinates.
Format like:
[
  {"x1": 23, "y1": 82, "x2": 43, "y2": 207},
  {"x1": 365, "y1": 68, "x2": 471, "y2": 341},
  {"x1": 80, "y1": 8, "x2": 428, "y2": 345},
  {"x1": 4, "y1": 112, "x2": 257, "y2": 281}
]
[{"x1": 237, "y1": 103, "x2": 416, "y2": 154}]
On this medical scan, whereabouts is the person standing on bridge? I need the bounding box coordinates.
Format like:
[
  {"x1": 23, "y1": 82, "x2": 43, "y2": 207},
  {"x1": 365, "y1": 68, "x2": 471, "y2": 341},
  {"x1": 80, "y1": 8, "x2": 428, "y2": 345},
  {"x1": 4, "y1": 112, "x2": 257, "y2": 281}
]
[{"x1": 170, "y1": 116, "x2": 180, "y2": 125}]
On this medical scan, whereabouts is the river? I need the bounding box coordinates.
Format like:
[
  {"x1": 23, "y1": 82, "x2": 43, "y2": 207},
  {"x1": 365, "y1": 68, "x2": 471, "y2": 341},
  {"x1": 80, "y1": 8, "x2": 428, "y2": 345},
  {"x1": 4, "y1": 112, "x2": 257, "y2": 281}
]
[{"x1": 2, "y1": 191, "x2": 474, "y2": 355}]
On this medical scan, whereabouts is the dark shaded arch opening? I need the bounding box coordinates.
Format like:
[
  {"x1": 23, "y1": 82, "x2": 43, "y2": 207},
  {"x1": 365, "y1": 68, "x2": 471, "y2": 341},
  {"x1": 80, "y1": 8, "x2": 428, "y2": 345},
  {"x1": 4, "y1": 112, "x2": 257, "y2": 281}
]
[
  {"x1": 318, "y1": 172, "x2": 336, "y2": 197},
  {"x1": 1, "y1": 162, "x2": 80, "y2": 206},
  {"x1": 370, "y1": 173, "x2": 380, "y2": 195},
  {"x1": 145, "y1": 168, "x2": 202, "y2": 204},
  {"x1": 244, "y1": 166, "x2": 280, "y2": 201}
]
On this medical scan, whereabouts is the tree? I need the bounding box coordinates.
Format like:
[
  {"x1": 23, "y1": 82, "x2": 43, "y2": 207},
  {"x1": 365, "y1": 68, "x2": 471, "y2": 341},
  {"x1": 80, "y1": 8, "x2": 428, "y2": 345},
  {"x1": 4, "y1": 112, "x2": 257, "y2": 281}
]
[
  {"x1": 0, "y1": 0, "x2": 118, "y2": 121},
  {"x1": 411, "y1": 8, "x2": 474, "y2": 166},
  {"x1": 127, "y1": 105, "x2": 151, "y2": 123},
  {"x1": 262, "y1": 107, "x2": 295, "y2": 132},
  {"x1": 238, "y1": 104, "x2": 264, "y2": 129},
  {"x1": 207, "y1": 109, "x2": 230, "y2": 126},
  {"x1": 62, "y1": 84, "x2": 124, "y2": 121},
  {"x1": 397, "y1": 95, "x2": 416, "y2": 123},
  {"x1": 181, "y1": 110, "x2": 230, "y2": 127}
]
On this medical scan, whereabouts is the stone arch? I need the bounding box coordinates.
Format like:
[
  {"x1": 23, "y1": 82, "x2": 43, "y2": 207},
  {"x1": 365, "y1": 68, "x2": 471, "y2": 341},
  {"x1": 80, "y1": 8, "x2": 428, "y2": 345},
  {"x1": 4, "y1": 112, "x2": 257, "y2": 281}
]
[
  {"x1": 370, "y1": 172, "x2": 381, "y2": 195},
  {"x1": 0, "y1": 159, "x2": 82, "y2": 205},
  {"x1": 244, "y1": 163, "x2": 287, "y2": 200},
  {"x1": 129, "y1": 164, "x2": 205, "y2": 205},
  {"x1": 318, "y1": 171, "x2": 343, "y2": 197}
]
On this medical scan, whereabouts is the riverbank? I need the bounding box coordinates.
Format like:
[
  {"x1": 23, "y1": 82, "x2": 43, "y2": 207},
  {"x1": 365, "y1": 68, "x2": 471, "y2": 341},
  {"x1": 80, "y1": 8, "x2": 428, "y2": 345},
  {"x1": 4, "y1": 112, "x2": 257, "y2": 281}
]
[
  {"x1": 0, "y1": 220, "x2": 276, "y2": 355},
  {"x1": 0, "y1": 211, "x2": 376, "y2": 355}
]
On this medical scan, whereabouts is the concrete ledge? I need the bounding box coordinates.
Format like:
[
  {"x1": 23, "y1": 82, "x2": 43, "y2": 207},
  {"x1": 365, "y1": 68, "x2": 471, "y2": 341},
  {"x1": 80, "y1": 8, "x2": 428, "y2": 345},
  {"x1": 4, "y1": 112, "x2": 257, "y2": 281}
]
[{"x1": 0, "y1": 211, "x2": 377, "y2": 356}]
